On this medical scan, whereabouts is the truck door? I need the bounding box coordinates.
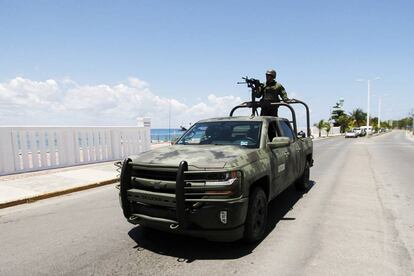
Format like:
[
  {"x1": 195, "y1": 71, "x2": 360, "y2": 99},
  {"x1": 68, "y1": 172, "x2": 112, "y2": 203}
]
[
  {"x1": 268, "y1": 121, "x2": 289, "y2": 197},
  {"x1": 278, "y1": 120, "x2": 301, "y2": 185}
]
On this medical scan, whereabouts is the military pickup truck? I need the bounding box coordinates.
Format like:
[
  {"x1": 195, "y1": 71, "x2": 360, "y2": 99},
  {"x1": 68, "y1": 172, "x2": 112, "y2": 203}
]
[{"x1": 118, "y1": 99, "x2": 313, "y2": 242}]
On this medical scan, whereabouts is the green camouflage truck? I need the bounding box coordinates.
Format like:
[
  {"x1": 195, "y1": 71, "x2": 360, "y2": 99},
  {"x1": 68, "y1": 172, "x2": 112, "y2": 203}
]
[{"x1": 118, "y1": 99, "x2": 313, "y2": 242}]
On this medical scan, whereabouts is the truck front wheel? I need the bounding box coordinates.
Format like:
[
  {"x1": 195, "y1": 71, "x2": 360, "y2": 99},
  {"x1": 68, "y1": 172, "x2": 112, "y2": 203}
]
[
  {"x1": 295, "y1": 161, "x2": 310, "y2": 191},
  {"x1": 243, "y1": 187, "x2": 268, "y2": 243}
]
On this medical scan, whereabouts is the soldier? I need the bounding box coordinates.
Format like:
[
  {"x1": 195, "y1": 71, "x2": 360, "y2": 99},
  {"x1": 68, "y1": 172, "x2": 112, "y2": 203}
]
[{"x1": 256, "y1": 69, "x2": 290, "y2": 116}]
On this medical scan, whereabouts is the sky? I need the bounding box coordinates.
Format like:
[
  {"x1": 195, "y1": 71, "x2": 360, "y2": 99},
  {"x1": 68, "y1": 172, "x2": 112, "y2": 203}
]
[{"x1": 0, "y1": 0, "x2": 413, "y2": 128}]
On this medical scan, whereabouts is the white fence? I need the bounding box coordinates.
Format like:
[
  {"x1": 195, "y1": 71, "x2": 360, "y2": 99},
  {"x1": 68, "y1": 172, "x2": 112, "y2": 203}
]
[
  {"x1": 0, "y1": 125, "x2": 150, "y2": 176},
  {"x1": 310, "y1": 126, "x2": 341, "y2": 137}
]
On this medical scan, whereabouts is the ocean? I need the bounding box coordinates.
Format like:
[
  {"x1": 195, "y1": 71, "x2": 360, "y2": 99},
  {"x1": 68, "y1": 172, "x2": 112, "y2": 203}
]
[{"x1": 151, "y1": 128, "x2": 185, "y2": 143}]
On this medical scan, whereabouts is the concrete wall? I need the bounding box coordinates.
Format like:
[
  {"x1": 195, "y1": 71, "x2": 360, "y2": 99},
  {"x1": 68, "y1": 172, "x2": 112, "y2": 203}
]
[{"x1": 311, "y1": 126, "x2": 341, "y2": 137}]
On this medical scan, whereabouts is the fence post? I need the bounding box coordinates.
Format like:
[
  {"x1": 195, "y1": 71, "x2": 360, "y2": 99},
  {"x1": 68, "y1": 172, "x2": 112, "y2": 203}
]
[
  {"x1": 110, "y1": 130, "x2": 121, "y2": 160},
  {"x1": 48, "y1": 129, "x2": 57, "y2": 167},
  {"x1": 29, "y1": 130, "x2": 39, "y2": 169},
  {"x1": 143, "y1": 117, "x2": 151, "y2": 151},
  {"x1": 0, "y1": 127, "x2": 16, "y2": 174},
  {"x1": 20, "y1": 129, "x2": 30, "y2": 170},
  {"x1": 38, "y1": 129, "x2": 48, "y2": 168},
  {"x1": 65, "y1": 128, "x2": 76, "y2": 165},
  {"x1": 104, "y1": 129, "x2": 111, "y2": 160},
  {"x1": 56, "y1": 129, "x2": 65, "y2": 166}
]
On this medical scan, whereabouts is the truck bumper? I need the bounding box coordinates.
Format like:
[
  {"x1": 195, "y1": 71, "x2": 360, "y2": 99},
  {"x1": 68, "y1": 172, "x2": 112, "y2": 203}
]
[{"x1": 127, "y1": 197, "x2": 248, "y2": 242}]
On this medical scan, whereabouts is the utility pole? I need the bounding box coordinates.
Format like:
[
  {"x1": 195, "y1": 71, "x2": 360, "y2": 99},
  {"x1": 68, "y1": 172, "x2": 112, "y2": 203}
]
[
  {"x1": 411, "y1": 109, "x2": 414, "y2": 135},
  {"x1": 358, "y1": 77, "x2": 379, "y2": 134},
  {"x1": 377, "y1": 96, "x2": 381, "y2": 130},
  {"x1": 367, "y1": 80, "x2": 371, "y2": 131}
]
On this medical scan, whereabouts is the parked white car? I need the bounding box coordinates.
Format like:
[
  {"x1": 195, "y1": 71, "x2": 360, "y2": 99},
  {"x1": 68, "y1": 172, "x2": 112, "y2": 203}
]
[
  {"x1": 353, "y1": 127, "x2": 363, "y2": 137},
  {"x1": 345, "y1": 131, "x2": 358, "y2": 138}
]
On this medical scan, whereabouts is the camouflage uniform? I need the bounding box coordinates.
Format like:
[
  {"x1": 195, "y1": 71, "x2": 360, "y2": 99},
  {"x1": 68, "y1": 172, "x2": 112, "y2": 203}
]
[{"x1": 255, "y1": 80, "x2": 289, "y2": 116}]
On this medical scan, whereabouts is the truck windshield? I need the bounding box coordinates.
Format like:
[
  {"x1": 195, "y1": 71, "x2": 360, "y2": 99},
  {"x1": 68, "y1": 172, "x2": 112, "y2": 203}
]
[{"x1": 176, "y1": 121, "x2": 262, "y2": 148}]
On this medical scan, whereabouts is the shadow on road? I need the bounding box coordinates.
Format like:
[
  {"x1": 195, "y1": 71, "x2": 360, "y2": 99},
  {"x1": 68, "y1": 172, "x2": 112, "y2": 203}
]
[
  {"x1": 128, "y1": 180, "x2": 316, "y2": 263},
  {"x1": 265, "y1": 181, "x2": 315, "y2": 235}
]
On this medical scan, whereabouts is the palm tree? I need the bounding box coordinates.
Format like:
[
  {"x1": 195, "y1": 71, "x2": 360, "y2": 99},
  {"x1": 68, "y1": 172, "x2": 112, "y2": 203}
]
[
  {"x1": 337, "y1": 114, "x2": 352, "y2": 133},
  {"x1": 324, "y1": 122, "x2": 332, "y2": 137},
  {"x1": 350, "y1": 108, "x2": 366, "y2": 127},
  {"x1": 314, "y1": 120, "x2": 326, "y2": 137}
]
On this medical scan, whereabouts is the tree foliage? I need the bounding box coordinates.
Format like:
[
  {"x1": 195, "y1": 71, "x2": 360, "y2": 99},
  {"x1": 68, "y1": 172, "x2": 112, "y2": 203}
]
[
  {"x1": 391, "y1": 117, "x2": 413, "y2": 129},
  {"x1": 350, "y1": 108, "x2": 366, "y2": 127},
  {"x1": 336, "y1": 114, "x2": 352, "y2": 133},
  {"x1": 318, "y1": 100, "x2": 413, "y2": 134},
  {"x1": 314, "y1": 119, "x2": 326, "y2": 137},
  {"x1": 324, "y1": 122, "x2": 332, "y2": 136}
]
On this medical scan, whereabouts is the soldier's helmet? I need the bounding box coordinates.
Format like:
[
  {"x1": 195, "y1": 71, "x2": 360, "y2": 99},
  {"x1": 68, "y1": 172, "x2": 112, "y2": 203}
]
[{"x1": 266, "y1": 69, "x2": 276, "y2": 78}]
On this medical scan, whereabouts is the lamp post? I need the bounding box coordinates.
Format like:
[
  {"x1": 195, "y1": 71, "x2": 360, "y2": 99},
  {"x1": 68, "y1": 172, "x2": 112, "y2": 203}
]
[
  {"x1": 377, "y1": 95, "x2": 381, "y2": 130},
  {"x1": 374, "y1": 93, "x2": 388, "y2": 131},
  {"x1": 358, "y1": 77, "x2": 380, "y2": 134},
  {"x1": 411, "y1": 109, "x2": 414, "y2": 135},
  {"x1": 367, "y1": 80, "x2": 371, "y2": 131},
  {"x1": 411, "y1": 112, "x2": 414, "y2": 135}
]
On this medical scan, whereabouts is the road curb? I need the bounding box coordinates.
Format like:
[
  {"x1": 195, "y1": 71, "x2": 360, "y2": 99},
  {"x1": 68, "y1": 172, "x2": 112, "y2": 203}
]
[
  {"x1": 313, "y1": 134, "x2": 343, "y2": 141},
  {"x1": 0, "y1": 178, "x2": 119, "y2": 210}
]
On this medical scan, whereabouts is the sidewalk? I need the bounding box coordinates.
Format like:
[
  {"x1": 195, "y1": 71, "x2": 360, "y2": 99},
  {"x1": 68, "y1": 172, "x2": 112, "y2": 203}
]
[
  {"x1": 0, "y1": 143, "x2": 175, "y2": 209},
  {"x1": 312, "y1": 134, "x2": 343, "y2": 140},
  {"x1": 406, "y1": 130, "x2": 414, "y2": 142},
  {"x1": 0, "y1": 161, "x2": 119, "y2": 209}
]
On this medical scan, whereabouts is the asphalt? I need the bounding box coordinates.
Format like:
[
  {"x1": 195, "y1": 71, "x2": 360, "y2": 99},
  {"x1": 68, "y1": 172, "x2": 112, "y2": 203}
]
[
  {"x1": 0, "y1": 133, "x2": 393, "y2": 210},
  {"x1": 1, "y1": 131, "x2": 413, "y2": 276}
]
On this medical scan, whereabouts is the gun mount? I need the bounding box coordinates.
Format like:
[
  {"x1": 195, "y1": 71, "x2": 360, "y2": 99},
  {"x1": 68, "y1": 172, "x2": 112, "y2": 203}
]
[{"x1": 237, "y1": 76, "x2": 263, "y2": 116}]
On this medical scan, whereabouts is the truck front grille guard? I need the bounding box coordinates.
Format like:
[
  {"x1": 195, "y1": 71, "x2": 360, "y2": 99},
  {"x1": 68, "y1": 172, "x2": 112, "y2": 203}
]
[
  {"x1": 120, "y1": 158, "x2": 132, "y2": 219},
  {"x1": 172, "y1": 160, "x2": 188, "y2": 229},
  {"x1": 120, "y1": 159, "x2": 189, "y2": 230}
]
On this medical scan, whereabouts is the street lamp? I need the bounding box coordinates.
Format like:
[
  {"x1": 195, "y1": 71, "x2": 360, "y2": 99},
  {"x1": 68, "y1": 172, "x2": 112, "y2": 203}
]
[
  {"x1": 411, "y1": 112, "x2": 414, "y2": 135},
  {"x1": 410, "y1": 109, "x2": 414, "y2": 135},
  {"x1": 373, "y1": 93, "x2": 388, "y2": 130},
  {"x1": 378, "y1": 95, "x2": 382, "y2": 130},
  {"x1": 357, "y1": 77, "x2": 380, "y2": 133}
]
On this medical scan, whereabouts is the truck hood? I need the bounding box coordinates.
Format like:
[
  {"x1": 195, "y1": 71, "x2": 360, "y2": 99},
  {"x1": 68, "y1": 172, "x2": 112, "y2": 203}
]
[{"x1": 130, "y1": 145, "x2": 259, "y2": 169}]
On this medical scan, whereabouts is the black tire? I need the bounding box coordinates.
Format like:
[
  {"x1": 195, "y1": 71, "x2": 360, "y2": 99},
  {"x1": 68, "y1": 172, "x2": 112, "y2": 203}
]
[
  {"x1": 295, "y1": 161, "x2": 310, "y2": 191},
  {"x1": 243, "y1": 187, "x2": 268, "y2": 243}
]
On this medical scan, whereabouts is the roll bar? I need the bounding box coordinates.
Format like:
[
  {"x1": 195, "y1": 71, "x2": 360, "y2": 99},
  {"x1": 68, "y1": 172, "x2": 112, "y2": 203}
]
[{"x1": 229, "y1": 99, "x2": 312, "y2": 137}]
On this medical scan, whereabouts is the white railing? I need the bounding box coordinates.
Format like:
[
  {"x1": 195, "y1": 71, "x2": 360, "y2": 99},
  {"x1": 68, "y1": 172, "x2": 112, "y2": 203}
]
[
  {"x1": 0, "y1": 123, "x2": 150, "y2": 175},
  {"x1": 310, "y1": 126, "x2": 341, "y2": 137}
]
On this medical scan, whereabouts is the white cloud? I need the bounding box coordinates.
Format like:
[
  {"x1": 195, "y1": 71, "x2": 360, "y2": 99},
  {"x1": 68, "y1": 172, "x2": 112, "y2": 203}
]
[{"x1": 0, "y1": 77, "x2": 245, "y2": 127}]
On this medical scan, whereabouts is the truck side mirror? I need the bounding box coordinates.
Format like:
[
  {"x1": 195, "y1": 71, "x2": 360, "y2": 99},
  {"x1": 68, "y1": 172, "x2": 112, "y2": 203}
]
[{"x1": 268, "y1": 137, "x2": 290, "y2": 149}]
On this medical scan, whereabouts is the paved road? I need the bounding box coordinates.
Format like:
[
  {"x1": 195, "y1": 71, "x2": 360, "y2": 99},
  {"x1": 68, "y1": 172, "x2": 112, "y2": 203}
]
[{"x1": 1, "y1": 131, "x2": 413, "y2": 275}]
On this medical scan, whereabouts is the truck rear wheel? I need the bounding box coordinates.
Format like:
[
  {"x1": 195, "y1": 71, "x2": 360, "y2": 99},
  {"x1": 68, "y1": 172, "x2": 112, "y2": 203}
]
[
  {"x1": 243, "y1": 187, "x2": 268, "y2": 243},
  {"x1": 295, "y1": 161, "x2": 310, "y2": 191}
]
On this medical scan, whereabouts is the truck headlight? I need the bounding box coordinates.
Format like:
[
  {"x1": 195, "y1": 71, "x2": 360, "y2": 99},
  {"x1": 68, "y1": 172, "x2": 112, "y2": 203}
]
[
  {"x1": 203, "y1": 170, "x2": 242, "y2": 196},
  {"x1": 184, "y1": 170, "x2": 242, "y2": 196}
]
